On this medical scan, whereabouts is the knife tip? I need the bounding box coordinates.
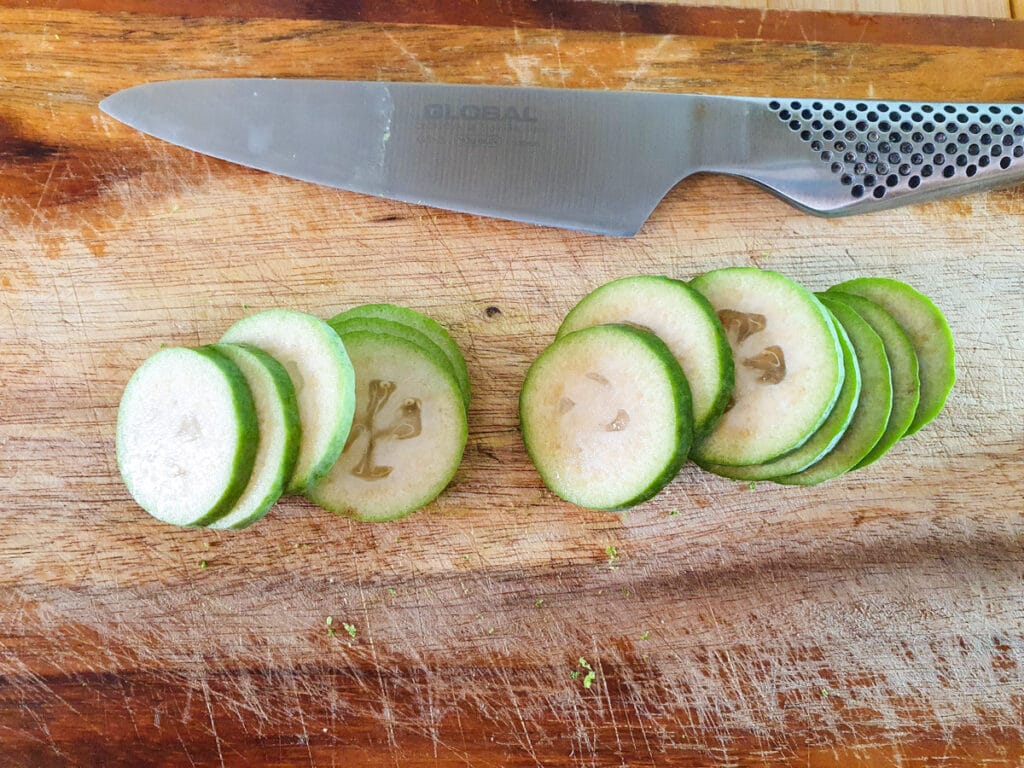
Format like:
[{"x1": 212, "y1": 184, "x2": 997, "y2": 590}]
[
  {"x1": 98, "y1": 83, "x2": 150, "y2": 120},
  {"x1": 98, "y1": 91, "x2": 123, "y2": 119}
]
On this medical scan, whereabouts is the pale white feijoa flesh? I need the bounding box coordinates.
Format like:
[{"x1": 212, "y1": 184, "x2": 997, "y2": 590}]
[
  {"x1": 519, "y1": 324, "x2": 692, "y2": 510},
  {"x1": 206, "y1": 344, "x2": 300, "y2": 529},
  {"x1": 116, "y1": 346, "x2": 258, "y2": 527},
  {"x1": 690, "y1": 268, "x2": 844, "y2": 466},
  {"x1": 308, "y1": 332, "x2": 467, "y2": 522},
  {"x1": 557, "y1": 275, "x2": 733, "y2": 439},
  {"x1": 221, "y1": 309, "x2": 355, "y2": 493}
]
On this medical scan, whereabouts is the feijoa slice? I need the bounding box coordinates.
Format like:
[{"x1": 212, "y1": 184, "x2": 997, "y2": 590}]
[
  {"x1": 557, "y1": 275, "x2": 733, "y2": 439},
  {"x1": 308, "y1": 331, "x2": 467, "y2": 522},
  {"x1": 520, "y1": 324, "x2": 693, "y2": 510},
  {"x1": 690, "y1": 268, "x2": 844, "y2": 466},
  {"x1": 701, "y1": 306, "x2": 860, "y2": 481}
]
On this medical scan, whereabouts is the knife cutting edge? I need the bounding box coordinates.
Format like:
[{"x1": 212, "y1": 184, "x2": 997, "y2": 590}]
[{"x1": 99, "y1": 79, "x2": 1024, "y2": 236}]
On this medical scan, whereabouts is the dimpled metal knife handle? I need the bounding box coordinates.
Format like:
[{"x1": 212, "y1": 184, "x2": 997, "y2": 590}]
[{"x1": 704, "y1": 96, "x2": 1024, "y2": 216}]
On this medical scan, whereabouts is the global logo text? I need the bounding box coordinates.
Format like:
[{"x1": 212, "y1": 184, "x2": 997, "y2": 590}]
[{"x1": 424, "y1": 103, "x2": 538, "y2": 122}]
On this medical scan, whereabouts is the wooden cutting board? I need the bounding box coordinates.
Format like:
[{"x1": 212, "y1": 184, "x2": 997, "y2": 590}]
[{"x1": 1, "y1": 3, "x2": 1022, "y2": 765}]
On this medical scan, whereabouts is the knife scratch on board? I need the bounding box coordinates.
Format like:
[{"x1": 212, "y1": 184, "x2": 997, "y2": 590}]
[
  {"x1": 542, "y1": 33, "x2": 570, "y2": 86},
  {"x1": 508, "y1": 687, "x2": 542, "y2": 765},
  {"x1": 383, "y1": 31, "x2": 435, "y2": 82},
  {"x1": 356, "y1": 564, "x2": 399, "y2": 751},
  {"x1": 504, "y1": 54, "x2": 542, "y2": 87},
  {"x1": 288, "y1": 663, "x2": 316, "y2": 768},
  {"x1": 200, "y1": 675, "x2": 227, "y2": 768},
  {"x1": 30, "y1": 159, "x2": 59, "y2": 229},
  {"x1": 755, "y1": 8, "x2": 768, "y2": 41},
  {"x1": 623, "y1": 35, "x2": 674, "y2": 91}
]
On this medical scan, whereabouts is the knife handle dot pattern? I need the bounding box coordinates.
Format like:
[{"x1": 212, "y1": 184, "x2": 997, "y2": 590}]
[{"x1": 769, "y1": 99, "x2": 1024, "y2": 203}]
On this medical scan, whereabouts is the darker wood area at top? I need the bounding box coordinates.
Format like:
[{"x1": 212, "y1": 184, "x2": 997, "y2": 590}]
[{"x1": 12, "y1": 0, "x2": 1024, "y2": 50}]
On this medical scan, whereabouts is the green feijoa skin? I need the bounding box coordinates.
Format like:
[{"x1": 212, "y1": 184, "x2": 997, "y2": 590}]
[
  {"x1": 775, "y1": 295, "x2": 895, "y2": 485},
  {"x1": 830, "y1": 277, "x2": 954, "y2": 435},
  {"x1": 824, "y1": 291, "x2": 919, "y2": 469}
]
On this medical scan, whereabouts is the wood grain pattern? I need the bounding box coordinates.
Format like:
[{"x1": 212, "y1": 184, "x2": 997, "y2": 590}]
[
  {"x1": 621, "y1": 0, "x2": 1012, "y2": 19},
  {"x1": 8, "y1": 0, "x2": 1024, "y2": 49},
  {"x1": 1, "y1": 6, "x2": 1023, "y2": 766}
]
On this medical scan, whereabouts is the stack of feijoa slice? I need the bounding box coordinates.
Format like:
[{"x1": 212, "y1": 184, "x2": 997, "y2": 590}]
[
  {"x1": 694, "y1": 270, "x2": 954, "y2": 486},
  {"x1": 116, "y1": 305, "x2": 468, "y2": 528},
  {"x1": 117, "y1": 346, "x2": 265, "y2": 528},
  {"x1": 519, "y1": 269, "x2": 954, "y2": 510},
  {"x1": 116, "y1": 309, "x2": 341, "y2": 530},
  {"x1": 220, "y1": 310, "x2": 357, "y2": 496},
  {"x1": 308, "y1": 305, "x2": 469, "y2": 522},
  {"x1": 520, "y1": 275, "x2": 729, "y2": 510},
  {"x1": 690, "y1": 268, "x2": 847, "y2": 469},
  {"x1": 771, "y1": 295, "x2": 893, "y2": 485},
  {"x1": 699, "y1": 296, "x2": 861, "y2": 482}
]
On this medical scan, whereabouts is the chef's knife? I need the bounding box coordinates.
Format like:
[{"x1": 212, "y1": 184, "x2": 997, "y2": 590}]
[{"x1": 100, "y1": 79, "x2": 1024, "y2": 236}]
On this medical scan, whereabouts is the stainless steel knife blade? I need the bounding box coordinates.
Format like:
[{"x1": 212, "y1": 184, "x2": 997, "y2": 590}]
[{"x1": 99, "y1": 79, "x2": 1024, "y2": 236}]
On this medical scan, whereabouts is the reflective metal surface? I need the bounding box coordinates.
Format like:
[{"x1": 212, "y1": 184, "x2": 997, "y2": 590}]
[{"x1": 100, "y1": 80, "x2": 1024, "y2": 236}]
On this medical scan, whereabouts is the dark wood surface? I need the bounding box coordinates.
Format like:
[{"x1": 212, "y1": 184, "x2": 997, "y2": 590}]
[
  {"x1": 1, "y1": 2, "x2": 1022, "y2": 766},
  {"x1": 6, "y1": 0, "x2": 1024, "y2": 48}
]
